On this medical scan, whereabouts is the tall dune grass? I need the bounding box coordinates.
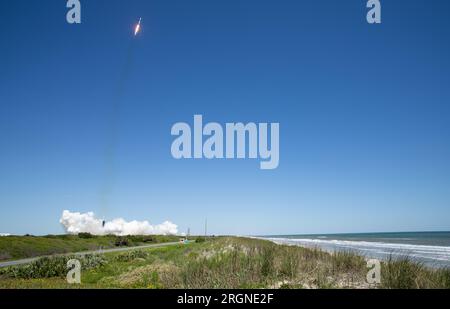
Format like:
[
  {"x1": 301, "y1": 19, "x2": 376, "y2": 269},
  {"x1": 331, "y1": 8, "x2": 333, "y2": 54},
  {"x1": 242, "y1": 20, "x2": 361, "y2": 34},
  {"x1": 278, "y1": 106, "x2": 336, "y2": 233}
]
[{"x1": 1, "y1": 237, "x2": 449, "y2": 289}]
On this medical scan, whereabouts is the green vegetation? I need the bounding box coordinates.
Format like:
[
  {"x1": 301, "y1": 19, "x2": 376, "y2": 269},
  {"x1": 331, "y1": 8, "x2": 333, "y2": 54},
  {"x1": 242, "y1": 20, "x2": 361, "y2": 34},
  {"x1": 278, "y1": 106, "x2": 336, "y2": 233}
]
[
  {"x1": 0, "y1": 234, "x2": 182, "y2": 261},
  {"x1": 77, "y1": 233, "x2": 94, "y2": 239},
  {"x1": 380, "y1": 256, "x2": 450, "y2": 289},
  {"x1": 194, "y1": 236, "x2": 208, "y2": 244},
  {"x1": 0, "y1": 254, "x2": 106, "y2": 279},
  {"x1": 113, "y1": 250, "x2": 149, "y2": 262},
  {"x1": 1, "y1": 237, "x2": 449, "y2": 289}
]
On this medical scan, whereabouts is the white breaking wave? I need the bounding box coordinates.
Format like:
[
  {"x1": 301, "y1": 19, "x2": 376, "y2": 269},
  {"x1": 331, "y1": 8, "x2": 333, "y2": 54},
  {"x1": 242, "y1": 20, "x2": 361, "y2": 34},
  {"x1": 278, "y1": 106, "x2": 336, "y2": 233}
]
[{"x1": 60, "y1": 210, "x2": 178, "y2": 236}]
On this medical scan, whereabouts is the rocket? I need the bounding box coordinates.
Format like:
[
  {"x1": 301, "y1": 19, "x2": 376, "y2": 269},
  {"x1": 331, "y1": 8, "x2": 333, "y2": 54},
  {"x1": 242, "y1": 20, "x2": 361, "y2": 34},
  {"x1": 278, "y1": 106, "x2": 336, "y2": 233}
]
[{"x1": 134, "y1": 18, "x2": 142, "y2": 36}]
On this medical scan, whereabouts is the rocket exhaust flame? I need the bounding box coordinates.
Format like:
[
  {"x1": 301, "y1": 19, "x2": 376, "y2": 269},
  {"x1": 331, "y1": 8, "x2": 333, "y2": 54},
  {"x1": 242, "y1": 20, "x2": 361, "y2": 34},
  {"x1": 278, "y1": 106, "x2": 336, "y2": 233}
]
[
  {"x1": 134, "y1": 18, "x2": 142, "y2": 36},
  {"x1": 134, "y1": 24, "x2": 140, "y2": 36}
]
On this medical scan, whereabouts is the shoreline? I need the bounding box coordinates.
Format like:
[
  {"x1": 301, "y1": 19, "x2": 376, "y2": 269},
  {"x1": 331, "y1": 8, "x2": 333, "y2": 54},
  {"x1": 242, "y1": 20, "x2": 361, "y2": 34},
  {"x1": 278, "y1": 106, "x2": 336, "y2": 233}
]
[{"x1": 258, "y1": 236, "x2": 450, "y2": 269}]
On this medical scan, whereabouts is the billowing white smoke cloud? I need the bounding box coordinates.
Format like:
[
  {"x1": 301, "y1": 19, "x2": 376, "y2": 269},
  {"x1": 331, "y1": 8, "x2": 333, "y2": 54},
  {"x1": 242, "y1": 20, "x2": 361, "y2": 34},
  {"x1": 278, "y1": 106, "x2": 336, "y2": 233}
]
[
  {"x1": 60, "y1": 210, "x2": 178, "y2": 236},
  {"x1": 0, "y1": 233, "x2": 11, "y2": 237}
]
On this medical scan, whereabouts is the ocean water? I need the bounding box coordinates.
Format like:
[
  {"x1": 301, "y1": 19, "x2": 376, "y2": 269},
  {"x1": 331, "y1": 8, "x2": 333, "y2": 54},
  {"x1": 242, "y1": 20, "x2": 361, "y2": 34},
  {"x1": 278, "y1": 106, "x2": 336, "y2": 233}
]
[{"x1": 260, "y1": 232, "x2": 450, "y2": 268}]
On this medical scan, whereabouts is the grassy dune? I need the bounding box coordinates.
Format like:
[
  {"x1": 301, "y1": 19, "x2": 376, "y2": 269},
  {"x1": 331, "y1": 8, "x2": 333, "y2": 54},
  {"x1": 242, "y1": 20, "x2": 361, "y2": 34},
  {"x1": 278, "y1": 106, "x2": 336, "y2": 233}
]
[
  {"x1": 1, "y1": 237, "x2": 449, "y2": 289},
  {"x1": 0, "y1": 234, "x2": 181, "y2": 261}
]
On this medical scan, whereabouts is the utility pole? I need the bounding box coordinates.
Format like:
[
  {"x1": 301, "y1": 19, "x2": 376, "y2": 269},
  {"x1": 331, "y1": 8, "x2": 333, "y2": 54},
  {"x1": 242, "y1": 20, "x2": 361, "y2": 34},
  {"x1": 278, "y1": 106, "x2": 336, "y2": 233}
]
[{"x1": 204, "y1": 218, "x2": 208, "y2": 237}]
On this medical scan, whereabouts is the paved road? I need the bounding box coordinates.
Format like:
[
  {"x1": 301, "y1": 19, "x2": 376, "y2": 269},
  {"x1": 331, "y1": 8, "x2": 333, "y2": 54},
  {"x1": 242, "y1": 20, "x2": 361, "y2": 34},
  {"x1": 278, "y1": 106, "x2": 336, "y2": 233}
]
[{"x1": 0, "y1": 241, "x2": 184, "y2": 268}]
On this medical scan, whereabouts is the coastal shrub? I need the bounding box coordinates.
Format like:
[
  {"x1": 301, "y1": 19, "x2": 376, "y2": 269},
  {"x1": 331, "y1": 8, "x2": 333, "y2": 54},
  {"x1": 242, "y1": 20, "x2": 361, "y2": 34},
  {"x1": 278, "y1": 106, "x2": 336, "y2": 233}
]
[
  {"x1": 80, "y1": 254, "x2": 107, "y2": 269},
  {"x1": 114, "y1": 236, "x2": 129, "y2": 247},
  {"x1": 0, "y1": 252, "x2": 12, "y2": 261},
  {"x1": 43, "y1": 234, "x2": 58, "y2": 239},
  {"x1": 114, "y1": 250, "x2": 149, "y2": 262},
  {"x1": 113, "y1": 235, "x2": 161, "y2": 246},
  {"x1": 126, "y1": 235, "x2": 154, "y2": 243},
  {"x1": 0, "y1": 254, "x2": 106, "y2": 279},
  {"x1": 142, "y1": 236, "x2": 155, "y2": 243},
  {"x1": 78, "y1": 232, "x2": 93, "y2": 239},
  {"x1": 155, "y1": 235, "x2": 176, "y2": 244},
  {"x1": 195, "y1": 237, "x2": 206, "y2": 243}
]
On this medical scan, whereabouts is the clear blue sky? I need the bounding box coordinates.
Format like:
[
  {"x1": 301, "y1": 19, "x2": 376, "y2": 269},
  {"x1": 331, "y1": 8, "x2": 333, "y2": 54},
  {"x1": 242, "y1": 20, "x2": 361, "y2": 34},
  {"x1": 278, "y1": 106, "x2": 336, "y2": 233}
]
[{"x1": 1, "y1": 0, "x2": 449, "y2": 236}]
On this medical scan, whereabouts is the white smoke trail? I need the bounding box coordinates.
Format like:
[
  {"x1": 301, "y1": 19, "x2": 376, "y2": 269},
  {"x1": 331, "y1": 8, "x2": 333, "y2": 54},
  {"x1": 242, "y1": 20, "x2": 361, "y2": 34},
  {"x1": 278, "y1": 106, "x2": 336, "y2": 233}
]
[{"x1": 60, "y1": 210, "x2": 178, "y2": 236}]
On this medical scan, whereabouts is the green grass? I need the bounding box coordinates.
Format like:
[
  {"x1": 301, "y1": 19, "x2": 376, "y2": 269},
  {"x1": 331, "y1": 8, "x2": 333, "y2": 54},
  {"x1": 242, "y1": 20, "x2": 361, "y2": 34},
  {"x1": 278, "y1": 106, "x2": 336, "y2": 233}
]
[
  {"x1": 0, "y1": 237, "x2": 449, "y2": 289},
  {"x1": 0, "y1": 234, "x2": 182, "y2": 261},
  {"x1": 380, "y1": 255, "x2": 450, "y2": 289}
]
